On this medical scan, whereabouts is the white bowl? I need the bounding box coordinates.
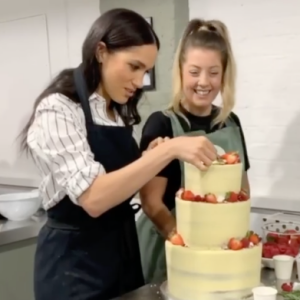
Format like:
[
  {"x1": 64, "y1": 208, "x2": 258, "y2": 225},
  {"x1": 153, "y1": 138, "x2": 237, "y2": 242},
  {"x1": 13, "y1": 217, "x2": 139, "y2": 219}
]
[
  {"x1": 262, "y1": 257, "x2": 275, "y2": 269},
  {"x1": 0, "y1": 190, "x2": 42, "y2": 221}
]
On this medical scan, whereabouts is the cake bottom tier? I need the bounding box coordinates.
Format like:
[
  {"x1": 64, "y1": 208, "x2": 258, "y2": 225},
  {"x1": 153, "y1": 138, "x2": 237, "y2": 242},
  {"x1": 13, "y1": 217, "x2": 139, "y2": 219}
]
[{"x1": 166, "y1": 241, "x2": 262, "y2": 300}]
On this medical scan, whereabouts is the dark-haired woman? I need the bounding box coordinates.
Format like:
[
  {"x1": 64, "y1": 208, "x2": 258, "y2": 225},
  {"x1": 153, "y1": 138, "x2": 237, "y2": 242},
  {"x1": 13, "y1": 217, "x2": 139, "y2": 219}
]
[{"x1": 23, "y1": 9, "x2": 217, "y2": 300}]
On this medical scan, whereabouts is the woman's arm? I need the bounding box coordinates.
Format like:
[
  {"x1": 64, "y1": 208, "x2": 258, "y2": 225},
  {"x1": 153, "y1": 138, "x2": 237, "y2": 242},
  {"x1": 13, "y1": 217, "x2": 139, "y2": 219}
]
[
  {"x1": 242, "y1": 172, "x2": 250, "y2": 196},
  {"x1": 30, "y1": 100, "x2": 179, "y2": 218},
  {"x1": 140, "y1": 177, "x2": 176, "y2": 239},
  {"x1": 79, "y1": 143, "x2": 176, "y2": 217}
]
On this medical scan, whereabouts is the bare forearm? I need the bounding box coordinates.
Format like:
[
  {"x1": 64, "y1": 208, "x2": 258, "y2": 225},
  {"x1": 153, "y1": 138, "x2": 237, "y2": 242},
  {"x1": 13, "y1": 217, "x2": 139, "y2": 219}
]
[
  {"x1": 242, "y1": 171, "x2": 250, "y2": 196},
  {"x1": 143, "y1": 203, "x2": 176, "y2": 239},
  {"x1": 79, "y1": 143, "x2": 174, "y2": 217}
]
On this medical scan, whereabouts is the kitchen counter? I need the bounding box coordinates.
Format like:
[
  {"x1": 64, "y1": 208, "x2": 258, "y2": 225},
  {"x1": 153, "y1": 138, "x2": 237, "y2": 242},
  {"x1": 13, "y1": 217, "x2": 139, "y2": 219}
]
[
  {"x1": 115, "y1": 268, "x2": 294, "y2": 300},
  {"x1": 0, "y1": 213, "x2": 46, "y2": 246}
]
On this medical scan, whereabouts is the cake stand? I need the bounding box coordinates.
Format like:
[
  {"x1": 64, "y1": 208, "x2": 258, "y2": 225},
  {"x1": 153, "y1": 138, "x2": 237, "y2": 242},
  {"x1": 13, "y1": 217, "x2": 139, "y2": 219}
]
[{"x1": 160, "y1": 281, "x2": 255, "y2": 300}]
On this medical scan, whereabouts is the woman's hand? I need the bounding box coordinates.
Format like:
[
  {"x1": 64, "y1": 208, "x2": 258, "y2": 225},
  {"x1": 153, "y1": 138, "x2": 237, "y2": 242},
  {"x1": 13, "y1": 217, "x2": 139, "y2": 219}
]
[
  {"x1": 142, "y1": 137, "x2": 170, "y2": 155},
  {"x1": 170, "y1": 136, "x2": 217, "y2": 170}
]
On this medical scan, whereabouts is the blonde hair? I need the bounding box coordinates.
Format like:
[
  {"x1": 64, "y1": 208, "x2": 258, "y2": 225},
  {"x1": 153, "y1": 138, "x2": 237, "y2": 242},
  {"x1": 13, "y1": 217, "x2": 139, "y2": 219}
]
[{"x1": 170, "y1": 19, "x2": 236, "y2": 126}]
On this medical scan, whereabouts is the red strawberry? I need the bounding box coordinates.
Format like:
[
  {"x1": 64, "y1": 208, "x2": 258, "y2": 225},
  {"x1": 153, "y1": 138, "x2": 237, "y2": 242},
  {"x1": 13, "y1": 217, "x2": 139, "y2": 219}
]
[
  {"x1": 226, "y1": 192, "x2": 239, "y2": 202},
  {"x1": 281, "y1": 282, "x2": 293, "y2": 292},
  {"x1": 262, "y1": 244, "x2": 274, "y2": 258},
  {"x1": 284, "y1": 229, "x2": 300, "y2": 242},
  {"x1": 205, "y1": 193, "x2": 217, "y2": 203},
  {"x1": 285, "y1": 248, "x2": 295, "y2": 257},
  {"x1": 228, "y1": 238, "x2": 243, "y2": 250},
  {"x1": 170, "y1": 234, "x2": 185, "y2": 246},
  {"x1": 181, "y1": 190, "x2": 194, "y2": 201},
  {"x1": 285, "y1": 229, "x2": 297, "y2": 235},
  {"x1": 271, "y1": 246, "x2": 280, "y2": 257},
  {"x1": 241, "y1": 237, "x2": 250, "y2": 248},
  {"x1": 289, "y1": 237, "x2": 299, "y2": 248},
  {"x1": 278, "y1": 235, "x2": 289, "y2": 245},
  {"x1": 194, "y1": 195, "x2": 203, "y2": 202},
  {"x1": 221, "y1": 152, "x2": 240, "y2": 164},
  {"x1": 249, "y1": 233, "x2": 260, "y2": 245}
]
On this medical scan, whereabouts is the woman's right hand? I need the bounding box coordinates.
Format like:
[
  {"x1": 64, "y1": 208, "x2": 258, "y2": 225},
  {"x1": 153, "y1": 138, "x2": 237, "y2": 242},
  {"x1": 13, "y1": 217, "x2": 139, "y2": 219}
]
[{"x1": 170, "y1": 136, "x2": 217, "y2": 170}]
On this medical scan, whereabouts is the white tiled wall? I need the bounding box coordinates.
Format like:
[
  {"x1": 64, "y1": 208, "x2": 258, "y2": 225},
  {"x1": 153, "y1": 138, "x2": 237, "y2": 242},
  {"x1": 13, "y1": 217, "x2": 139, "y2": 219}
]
[{"x1": 188, "y1": 0, "x2": 300, "y2": 203}]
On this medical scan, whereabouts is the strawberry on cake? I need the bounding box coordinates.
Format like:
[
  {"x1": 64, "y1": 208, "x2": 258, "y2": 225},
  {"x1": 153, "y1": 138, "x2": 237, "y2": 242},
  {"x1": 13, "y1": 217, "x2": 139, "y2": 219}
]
[{"x1": 165, "y1": 152, "x2": 262, "y2": 300}]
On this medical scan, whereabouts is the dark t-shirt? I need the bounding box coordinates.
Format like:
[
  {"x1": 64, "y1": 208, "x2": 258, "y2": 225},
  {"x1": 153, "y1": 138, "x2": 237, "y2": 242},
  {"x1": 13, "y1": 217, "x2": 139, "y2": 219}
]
[{"x1": 140, "y1": 107, "x2": 250, "y2": 211}]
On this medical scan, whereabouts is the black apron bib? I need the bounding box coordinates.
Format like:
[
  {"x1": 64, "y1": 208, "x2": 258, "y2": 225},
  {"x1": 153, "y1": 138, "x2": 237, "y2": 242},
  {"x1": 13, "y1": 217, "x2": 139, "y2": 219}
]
[{"x1": 34, "y1": 65, "x2": 144, "y2": 300}]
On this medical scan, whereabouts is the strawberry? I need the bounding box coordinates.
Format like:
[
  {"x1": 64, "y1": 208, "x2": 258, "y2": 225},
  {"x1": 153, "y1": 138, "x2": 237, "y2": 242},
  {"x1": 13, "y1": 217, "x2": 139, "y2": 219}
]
[
  {"x1": 241, "y1": 237, "x2": 250, "y2": 248},
  {"x1": 262, "y1": 244, "x2": 274, "y2": 258},
  {"x1": 194, "y1": 195, "x2": 203, "y2": 202},
  {"x1": 170, "y1": 234, "x2": 185, "y2": 246},
  {"x1": 278, "y1": 235, "x2": 289, "y2": 245},
  {"x1": 285, "y1": 229, "x2": 297, "y2": 235},
  {"x1": 263, "y1": 242, "x2": 281, "y2": 258},
  {"x1": 284, "y1": 229, "x2": 300, "y2": 242},
  {"x1": 204, "y1": 193, "x2": 217, "y2": 203},
  {"x1": 281, "y1": 282, "x2": 293, "y2": 292},
  {"x1": 271, "y1": 246, "x2": 280, "y2": 257},
  {"x1": 181, "y1": 190, "x2": 194, "y2": 201},
  {"x1": 285, "y1": 248, "x2": 295, "y2": 257},
  {"x1": 228, "y1": 238, "x2": 243, "y2": 250},
  {"x1": 249, "y1": 233, "x2": 260, "y2": 245},
  {"x1": 226, "y1": 192, "x2": 239, "y2": 202},
  {"x1": 221, "y1": 152, "x2": 240, "y2": 164},
  {"x1": 289, "y1": 237, "x2": 299, "y2": 248}
]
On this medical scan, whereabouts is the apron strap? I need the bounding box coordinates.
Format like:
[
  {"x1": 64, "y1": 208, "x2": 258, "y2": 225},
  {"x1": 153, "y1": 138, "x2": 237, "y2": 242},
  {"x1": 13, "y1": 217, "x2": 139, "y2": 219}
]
[
  {"x1": 224, "y1": 115, "x2": 236, "y2": 127},
  {"x1": 73, "y1": 64, "x2": 94, "y2": 126},
  {"x1": 164, "y1": 110, "x2": 186, "y2": 187},
  {"x1": 164, "y1": 110, "x2": 186, "y2": 137}
]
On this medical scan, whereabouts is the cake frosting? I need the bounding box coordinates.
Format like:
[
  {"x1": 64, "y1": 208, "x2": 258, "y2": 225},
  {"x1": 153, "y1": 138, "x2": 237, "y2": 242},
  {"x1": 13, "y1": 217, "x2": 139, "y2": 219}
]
[{"x1": 165, "y1": 152, "x2": 262, "y2": 300}]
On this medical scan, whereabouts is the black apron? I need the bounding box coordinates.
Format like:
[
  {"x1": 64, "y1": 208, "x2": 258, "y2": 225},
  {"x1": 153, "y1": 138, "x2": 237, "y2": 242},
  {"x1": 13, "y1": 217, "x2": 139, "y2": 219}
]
[{"x1": 34, "y1": 65, "x2": 144, "y2": 300}]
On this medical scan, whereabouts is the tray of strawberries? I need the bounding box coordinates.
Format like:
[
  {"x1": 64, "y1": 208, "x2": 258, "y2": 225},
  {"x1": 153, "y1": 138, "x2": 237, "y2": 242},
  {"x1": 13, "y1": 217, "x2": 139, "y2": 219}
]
[{"x1": 262, "y1": 221, "x2": 300, "y2": 268}]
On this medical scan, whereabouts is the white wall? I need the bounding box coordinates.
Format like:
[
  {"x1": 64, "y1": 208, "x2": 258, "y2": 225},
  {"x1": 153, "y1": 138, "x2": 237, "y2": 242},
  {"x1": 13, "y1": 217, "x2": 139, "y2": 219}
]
[
  {"x1": 0, "y1": 0, "x2": 100, "y2": 189},
  {"x1": 189, "y1": 0, "x2": 300, "y2": 210}
]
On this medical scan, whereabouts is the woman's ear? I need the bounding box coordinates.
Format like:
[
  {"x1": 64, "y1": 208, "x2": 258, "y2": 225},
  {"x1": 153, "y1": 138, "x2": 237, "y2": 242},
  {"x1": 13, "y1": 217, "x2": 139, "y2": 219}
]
[{"x1": 95, "y1": 42, "x2": 107, "y2": 63}]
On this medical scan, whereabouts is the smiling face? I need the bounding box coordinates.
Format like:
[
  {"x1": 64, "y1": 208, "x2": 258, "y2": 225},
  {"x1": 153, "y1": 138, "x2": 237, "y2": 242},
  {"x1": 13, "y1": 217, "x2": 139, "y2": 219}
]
[
  {"x1": 181, "y1": 47, "x2": 223, "y2": 115},
  {"x1": 98, "y1": 44, "x2": 158, "y2": 103}
]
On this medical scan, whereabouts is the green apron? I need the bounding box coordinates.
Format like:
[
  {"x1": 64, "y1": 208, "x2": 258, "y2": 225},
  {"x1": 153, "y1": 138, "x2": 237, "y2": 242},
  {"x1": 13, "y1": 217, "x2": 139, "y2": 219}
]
[{"x1": 137, "y1": 110, "x2": 246, "y2": 284}]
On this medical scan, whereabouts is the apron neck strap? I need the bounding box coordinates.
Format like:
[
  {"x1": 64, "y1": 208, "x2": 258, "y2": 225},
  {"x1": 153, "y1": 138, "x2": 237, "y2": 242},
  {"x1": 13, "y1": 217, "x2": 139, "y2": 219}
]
[
  {"x1": 164, "y1": 110, "x2": 187, "y2": 188},
  {"x1": 164, "y1": 110, "x2": 186, "y2": 137},
  {"x1": 73, "y1": 64, "x2": 94, "y2": 126}
]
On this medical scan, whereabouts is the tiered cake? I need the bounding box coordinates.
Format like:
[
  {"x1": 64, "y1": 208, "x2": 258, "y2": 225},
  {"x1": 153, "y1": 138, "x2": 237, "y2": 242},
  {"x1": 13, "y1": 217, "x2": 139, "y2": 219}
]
[{"x1": 165, "y1": 152, "x2": 262, "y2": 300}]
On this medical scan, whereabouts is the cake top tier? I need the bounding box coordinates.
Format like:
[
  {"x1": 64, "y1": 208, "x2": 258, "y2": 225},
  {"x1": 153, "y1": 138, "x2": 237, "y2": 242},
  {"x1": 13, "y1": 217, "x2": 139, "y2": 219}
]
[{"x1": 184, "y1": 151, "x2": 243, "y2": 202}]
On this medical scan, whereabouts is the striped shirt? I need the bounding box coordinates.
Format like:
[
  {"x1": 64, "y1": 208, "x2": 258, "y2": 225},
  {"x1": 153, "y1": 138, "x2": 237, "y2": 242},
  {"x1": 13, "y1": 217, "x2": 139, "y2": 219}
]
[{"x1": 27, "y1": 92, "x2": 125, "y2": 210}]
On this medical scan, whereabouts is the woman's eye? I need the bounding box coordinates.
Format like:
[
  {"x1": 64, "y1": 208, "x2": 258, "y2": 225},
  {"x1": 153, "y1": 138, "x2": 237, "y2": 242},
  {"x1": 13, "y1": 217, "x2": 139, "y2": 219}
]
[{"x1": 129, "y1": 64, "x2": 139, "y2": 71}]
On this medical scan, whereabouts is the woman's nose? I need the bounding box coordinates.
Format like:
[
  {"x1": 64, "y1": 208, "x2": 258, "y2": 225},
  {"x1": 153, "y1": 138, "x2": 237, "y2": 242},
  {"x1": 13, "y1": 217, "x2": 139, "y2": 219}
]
[{"x1": 197, "y1": 72, "x2": 209, "y2": 87}]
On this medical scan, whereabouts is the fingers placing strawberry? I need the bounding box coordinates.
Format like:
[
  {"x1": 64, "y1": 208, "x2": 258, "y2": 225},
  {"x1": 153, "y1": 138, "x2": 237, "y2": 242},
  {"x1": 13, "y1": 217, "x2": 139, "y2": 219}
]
[
  {"x1": 170, "y1": 233, "x2": 185, "y2": 246},
  {"x1": 228, "y1": 238, "x2": 243, "y2": 250}
]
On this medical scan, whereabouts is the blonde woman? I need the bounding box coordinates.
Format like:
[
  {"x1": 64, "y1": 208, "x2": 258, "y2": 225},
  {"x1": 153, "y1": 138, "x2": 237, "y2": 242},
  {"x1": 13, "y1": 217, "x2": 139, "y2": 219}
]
[{"x1": 137, "y1": 19, "x2": 250, "y2": 283}]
